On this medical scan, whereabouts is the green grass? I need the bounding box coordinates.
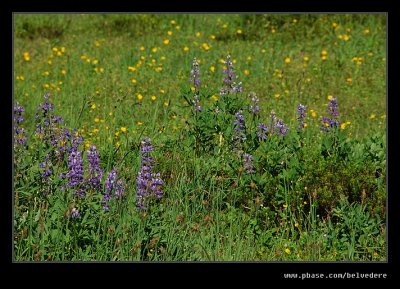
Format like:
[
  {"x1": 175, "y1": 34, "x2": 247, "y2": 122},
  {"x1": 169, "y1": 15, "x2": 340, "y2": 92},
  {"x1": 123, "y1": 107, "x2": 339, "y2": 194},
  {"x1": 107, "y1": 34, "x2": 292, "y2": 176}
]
[{"x1": 13, "y1": 14, "x2": 386, "y2": 261}]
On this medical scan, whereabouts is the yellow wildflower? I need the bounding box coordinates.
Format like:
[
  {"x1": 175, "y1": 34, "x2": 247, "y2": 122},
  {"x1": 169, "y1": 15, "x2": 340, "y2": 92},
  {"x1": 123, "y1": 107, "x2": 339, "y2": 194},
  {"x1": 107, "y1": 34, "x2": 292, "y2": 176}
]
[
  {"x1": 24, "y1": 52, "x2": 30, "y2": 61},
  {"x1": 202, "y1": 43, "x2": 210, "y2": 51}
]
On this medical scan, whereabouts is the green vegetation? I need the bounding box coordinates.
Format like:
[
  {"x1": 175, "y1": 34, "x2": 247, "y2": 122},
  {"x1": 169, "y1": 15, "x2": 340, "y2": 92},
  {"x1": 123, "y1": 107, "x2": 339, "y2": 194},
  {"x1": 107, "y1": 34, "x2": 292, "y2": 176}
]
[{"x1": 13, "y1": 14, "x2": 386, "y2": 261}]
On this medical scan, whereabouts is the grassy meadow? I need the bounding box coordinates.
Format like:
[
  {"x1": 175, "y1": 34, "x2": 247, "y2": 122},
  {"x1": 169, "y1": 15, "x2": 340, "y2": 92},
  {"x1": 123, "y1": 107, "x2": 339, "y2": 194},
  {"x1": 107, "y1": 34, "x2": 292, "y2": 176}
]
[{"x1": 13, "y1": 14, "x2": 386, "y2": 261}]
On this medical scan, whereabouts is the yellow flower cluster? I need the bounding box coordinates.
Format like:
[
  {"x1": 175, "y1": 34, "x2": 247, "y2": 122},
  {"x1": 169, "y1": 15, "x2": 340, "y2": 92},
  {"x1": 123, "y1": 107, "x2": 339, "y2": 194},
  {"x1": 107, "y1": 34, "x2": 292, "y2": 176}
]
[
  {"x1": 352, "y1": 57, "x2": 364, "y2": 65},
  {"x1": 338, "y1": 34, "x2": 351, "y2": 41}
]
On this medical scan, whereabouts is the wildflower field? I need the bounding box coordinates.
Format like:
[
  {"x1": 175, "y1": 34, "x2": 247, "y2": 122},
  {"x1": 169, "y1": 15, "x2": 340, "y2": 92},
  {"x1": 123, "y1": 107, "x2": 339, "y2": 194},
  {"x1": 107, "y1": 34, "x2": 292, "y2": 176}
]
[{"x1": 13, "y1": 14, "x2": 386, "y2": 261}]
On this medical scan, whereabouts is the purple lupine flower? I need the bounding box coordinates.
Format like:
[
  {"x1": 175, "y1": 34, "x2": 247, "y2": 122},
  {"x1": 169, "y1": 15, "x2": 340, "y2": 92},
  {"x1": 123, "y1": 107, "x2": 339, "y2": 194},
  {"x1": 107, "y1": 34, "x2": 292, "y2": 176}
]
[
  {"x1": 102, "y1": 168, "x2": 117, "y2": 211},
  {"x1": 232, "y1": 110, "x2": 246, "y2": 152},
  {"x1": 189, "y1": 57, "x2": 201, "y2": 90},
  {"x1": 13, "y1": 103, "x2": 28, "y2": 145},
  {"x1": 53, "y1": 129, "x2": 70, "y2": 161},
  {"x1": 256, "y1": 123, "x2": 269, "y2": 140},
  {"x1": 220, "y1": 55, "x2": 243, "y2": 95},
  {"x1": 35, "y1": 93, "x2": 64, "y2": 149},
  {"x1": 320, "y1": 98, "x2": 340, "y2": 131},
  {"x1": 242, "y1": 153, "x2": 256, "y2": 175},
  {"x1": 68, "y1": 129, "x2": 83, "y2": 153},
  {"x1": 39, "y1": 153, "x2": 53, "y2": 178},
  {"x1": 328, "y1": 97, "x2": 339, "y2": 117},
  {"x1": 269, "y1": 110, "x2": 277, "y2": 126},
  {"x1": 101, "y1": 168, "x2": 127, "y2": 210},
  {"x1": 192, "y1": 93, "x2": 202, "y2": 112},
  {"x1": 274, "y1": 119, "x2": 289, "y2": 137},
  {"x1": 67, "y1": 147, "x2": 85, "y2": 198},
  {"x1": 136, "y1": 137, "x2": 164, "y2": 209},
  {"x1": 86, "y1": 145, "x2": 103, "y2": 190},
  {"x1": 14, "y1": 103, "x2": 25, "y2": 124},
  {"x1": 249, "y1": 93, "x2": 260, "y2": 115},
  {"x1": 41, "y1": 168, "x2": 52, "y2": 178},
  {"x1": 71, "y1": 208, "x2": 80, "y2": 219},
  {"x1": 296, "y1": 104, "x2": 307, "y2": 129},
  {"x1": 265, "y1": 110, "x2": 288, "y2": 137},
  {"x1": 150, "y1": 173, "x2": 164, "y2": 199},
  {"x1": 115, "y1": 179, "x2": 125, "y2": 199},
  {"x1": 68, "y1": 207, "x2": 80, "y2": 219}
]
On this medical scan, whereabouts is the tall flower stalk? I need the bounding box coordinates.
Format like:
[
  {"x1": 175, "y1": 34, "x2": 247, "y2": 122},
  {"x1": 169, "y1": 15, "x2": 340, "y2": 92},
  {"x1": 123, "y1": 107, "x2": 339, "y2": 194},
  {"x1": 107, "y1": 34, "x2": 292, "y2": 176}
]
[
  {"x1": 102, "y1": 168, "x2": 125, "y2": 211},
  {"x1": 249, "y1": 92, "x2": 260, "y2": 115},
  {"x1": 232, "y1": 110, "x2": 246, "y2": 152},
  {"x1": 296, "y1": 104, "x2": 307, "y2": 130},
  {"x1": 136, "y1": 137, "x2": 164, "y2": 209},
  {"x1": 256, "y1": 110, "x2": 288, "y2": 140},
  {"x1": 67, "y1": 146, "x2": 85, "y2": 198},
  {"x1": 189, "y1": 57, "x2": 202, "y2": 112},
  {"x1": 190, "y1": 57, "x2": 201, "y2": 92},
  {"x1": 242, "y1": 153, "x2": 256, "y2": 175},
  {"x1": 35, "y1": 93, "x2": 64, "y2": 148},
  {"x1": 220, "y1": 55, "x2": 242, "y2": 95},
  {"x1": 14, "y1": 103, "x2": 28, "y2": 146},
  {"x1": 86, "y1": 145, "x2": 103, "y2": 190},
  {"x1": 320, "y1": 98, "x2": 340, "y2": 131}
]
